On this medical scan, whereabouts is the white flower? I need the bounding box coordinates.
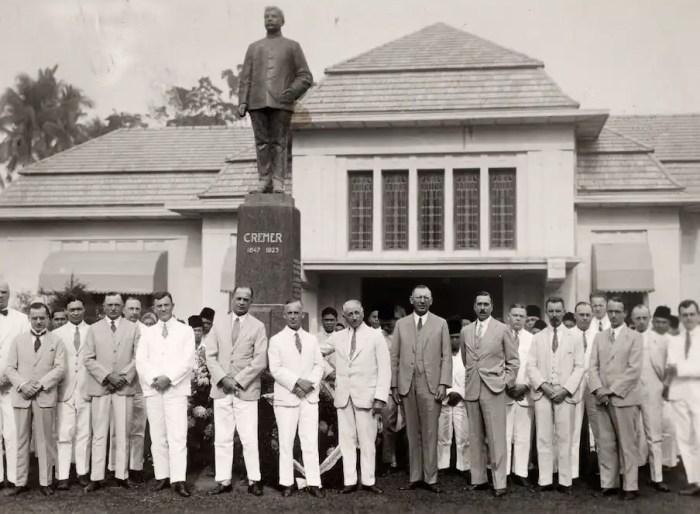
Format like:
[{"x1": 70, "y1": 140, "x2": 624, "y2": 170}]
[{"x1": 193, "y1": 406, "x2": 208, "y2": 419}]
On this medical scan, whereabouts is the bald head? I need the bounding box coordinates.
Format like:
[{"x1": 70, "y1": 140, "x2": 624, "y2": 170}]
[
  {"x1": 631, "y1": 304, "x2": 651, "y2": 333},
  {"x1": 0, "y1": 279, "x2": 9, "y2": 310}
]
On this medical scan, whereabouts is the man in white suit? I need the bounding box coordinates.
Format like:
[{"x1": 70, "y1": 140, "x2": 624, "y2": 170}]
[
  {"x1": 53, "y1": 296, "x2": 91, "y2": 489},
  {"x1": 268, "y1": 299, "x2": 325, "y2": 498},
  {"x1": 206, "y1": 286, "x2": 267, "y2": 496},
  {"x1": 505, "y1": 304, "x2": 534, "y2": 487},
  {"x1": 590, "y1": 292, "x2": 610, "y2": 334},
  {"x1": 527, "y1": 297, "x2": 585, "y2": 494},
  {"x1": 136, "y1": 291, "x2": 195, "y2": 498},
  {"x1": 631, "y1": 305, "x2": 671, "y2": 492},
  {"x1": 652, "y1": 306, "x2": 679, "y2": 469},
  {"x1": 0, "y1": 279, "x2": 29, "y2": 489},
  {"x1": 332, "y1": 299, "x2": 390, "y2": 494},
  {"x1": 665, "y1": 299, "x2": 700, "y2": 496}
]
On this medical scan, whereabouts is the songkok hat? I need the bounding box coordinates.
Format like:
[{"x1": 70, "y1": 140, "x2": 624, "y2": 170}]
[
  {"x1": 563, "y1": 312, "x2": 576, "y2": 324},
  {"x1": 652, "y1": 306, "x2": 671, "y2": 320},
  {"x1": 533, "y1": 319, "x2": 547, "y2": 330},
  {"x1": 200, "y1": 307, "x2": 215, "y2": 321},
  {"x1": 377, "y1": 304, "x2": 395, "y2": 322},
  {"x1": 526, "y1": 305, "x2": 542, "y2": 318},
  {"x1": 188, "y1": 315, "x2": 203, "y2": 328},
  {"x1": 447, "y1": 317, "x2": 462, "y2": 336}
]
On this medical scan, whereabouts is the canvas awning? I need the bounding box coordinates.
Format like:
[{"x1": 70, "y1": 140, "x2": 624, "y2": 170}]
[
  {"x1": 220, "y1": 246, "x2": 237, "y2": 293},
  {"x1": 39, "y1": 251, "x2": 167, "y2": 294},
  {"x1": 592, "y1": 243, "x2": 654, "y2": 293}
]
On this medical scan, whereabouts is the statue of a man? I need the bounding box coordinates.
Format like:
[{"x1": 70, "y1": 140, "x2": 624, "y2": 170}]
[{"x1": 238, "y1": 6, "x2": 313, "y2": 194}]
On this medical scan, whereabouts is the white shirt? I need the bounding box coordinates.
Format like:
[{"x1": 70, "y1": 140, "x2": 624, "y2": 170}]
[
  {"x1": 413, "y1": 312, "x2": 428, "y2": 328},
  {"x1": 594, "y1": 316, "x2": 611, "y2": 333},
  {"x1": 610, "y1": 323, "x2": 624, "y2": 341},
  {"x1": 104, "y1": 316, "x2": 122, "y2": 331},
  {"x1": 475, "y1": 316, "x2": 492, "y2": 336},
  {"x1": 667, "y1": 325, "x2": 700, "y2": 401},
  {"x1": 231, "y1": 312, "x2": 249, "y2": 329}
]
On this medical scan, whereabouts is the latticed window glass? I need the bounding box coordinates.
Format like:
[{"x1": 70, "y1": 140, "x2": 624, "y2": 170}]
[
  {"x1": 418, "y1": 170, "x2": 444, "y2": 249},
  {"x1": 382, "y1": 171, "x2": 409, "y2": 250},
  {"x1": 453, "y1": 169, "x2": 480, "y2": 249},
  {"x1": 490, "y1": 168, "x2": 516, "y2": 248},
  {"x1": 347, "y1": 171, "x2": 373, "y2": 250}
]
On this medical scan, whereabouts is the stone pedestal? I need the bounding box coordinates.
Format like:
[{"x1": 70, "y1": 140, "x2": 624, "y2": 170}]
[{"x1": 235, "y1": 193, "x2": 304, "y2": 335}]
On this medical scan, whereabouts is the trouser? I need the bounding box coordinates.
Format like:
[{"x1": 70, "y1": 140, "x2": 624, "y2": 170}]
[
  {"x1": 534, "y1": 397, "x2": 576, "y2": 486},
  {"x1": 337, "y1": 398, "x2": 377, "y2": 486},
  {"x1": 15, "y1": 402, "x2": 56, "y2": 487},
  {"x1": 0, "y1": 391, "x2": 17, "y2": 484},
  {"x1": 91, "y1": 394, "x2": 133, "y2": 481},
  {"x1": 505, "y1": 402, "x2": 533, "y2": 477},
  {"x1": 249, "y1": 108, "x2": 293, "y2": 188},
  {"x1": 56, "y1": 395, "x2": 92, "y2": 480},
  {"x1": 274, "y1": 401, "x2": 321, "y2": 487},
  {"x1": 438, "y1": 401, "x2": 469, "y2": 471},
  {"x1": 672, "y1": 399, "x2": 700, "y2": 486},
  {"x1": 662, "y1": 400, "x2": 679, "y2": 468},
  {"x1": 639, "y1": 392, "x2": 664, "y2": 483},
  {"x1": 467, "y1": 386, "x2": 508, "y2": 490},
  {"x1": 380, "y1": 394, "x2": 398, "y2": 465},
  {"x1": 596, "y1": 403, "x2": 639, "y2": 491},
  {"x1": 108, "y1": 391, "x2": 146, "y2": 472},
  {"x1": 213, "y1": 394, "x2": 261, "y2": 484},
  {"x1": 403, "y1": 371, "x2": 442, "y2": 484},
  {"x1": 146, "y1": 395, "x2": 188, "y2": 483}
]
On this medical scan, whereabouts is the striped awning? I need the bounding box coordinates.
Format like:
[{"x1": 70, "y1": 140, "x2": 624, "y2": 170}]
[{"x1": 592, "y1": 243, "x2": 654, "y2": 293}]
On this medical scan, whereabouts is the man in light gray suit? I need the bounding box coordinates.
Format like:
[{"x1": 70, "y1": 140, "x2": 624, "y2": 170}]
[
  {"x1": 390, "y1": 285, "x2": 451, "y2": 494},
  {"x1": 461, "y1": 291, "x2": 519, "y2": 497},
  {"x1": 206, "y1": 286, "x2": 267, "y2": 496},
  {"x1": 589, "y1": 296, "x2": 643, "y2": 500}
]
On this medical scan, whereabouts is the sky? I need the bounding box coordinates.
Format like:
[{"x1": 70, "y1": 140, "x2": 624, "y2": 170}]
[{"x1": 1, "y1": 0, "x2": 699, "y2": 119}]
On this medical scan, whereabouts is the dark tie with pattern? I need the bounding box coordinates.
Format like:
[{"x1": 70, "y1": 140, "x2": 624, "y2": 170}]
[
  {"x1": 417, "y1": 318, "x2": 423, "y2": 332},
  {"x1": 34, "y1": 332, "x2": 42, "y2": 352},
  {"x1": 162, "y1": 322, "x2": 168, "y2": 339},
  {"x1": 231, "y1": 317, "x2": 240, "y2": 346},
  {"x1": 582, "y1": 331, "x2": 588, "y2": 353},
  {"x1": 74, "y1": 325, "x2": 81, "y2": 351},
  {"x1": 0, "y1": 309, "x2": 8, "y2": 316},
  {"x1": 295, "y1": 332, "x2": 302, "y2": 354},
  {"x1": 111, "y1": 320, "x2": 116, "y2": 333},
  {"x1": 599, "y1": 320, "x2": 603, "y2": 332},
  {"x1": 349, "y1": 329, "x2": 357, "y2": 358},
  {"x1": 552, "y1": 327, "x2": 558, "y2": 353},
  {"x1": 610, "y1": 329, "x2": 616, "y2": 344},
  {"x1": 685, "y1": 330, "x2": 692, "y2": 359}
]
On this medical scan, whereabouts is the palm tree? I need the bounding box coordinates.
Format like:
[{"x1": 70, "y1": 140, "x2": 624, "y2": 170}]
[{"x1": 0, "y1": 65, "x2": 93, "y2": 186}]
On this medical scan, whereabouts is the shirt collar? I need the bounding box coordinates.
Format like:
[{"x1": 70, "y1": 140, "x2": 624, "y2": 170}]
[
  {"x1": 611, "y1": 324, "x2": 624, "y2": 339},
  {"x1": 31, "y1": 329, "x2": 47, "y2": 337},
  {"x1": 106, "y1": 316, "x2": 121, "y2": 328},
  {"x1": 232, "y1": 312, "x2": 248, "y2": 326},
  {"x1": 477, "y1": 316, "x2": 492, "y2": 330},
  {"x1": 283, "y1": 325, "x2": 303, "y2": 336},
  {"x1": 413, "y1": 312, "x2": 428, "y2": 325}
]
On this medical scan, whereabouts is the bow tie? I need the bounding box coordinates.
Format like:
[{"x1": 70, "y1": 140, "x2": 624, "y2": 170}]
[{"x1": 0, "y1": 309, "x2": 8, "y2": 316}]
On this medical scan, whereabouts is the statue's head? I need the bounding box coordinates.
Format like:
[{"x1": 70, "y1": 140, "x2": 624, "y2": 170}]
[{"x1": 264, "y1": 6, "x2": 285, "y2": 32}]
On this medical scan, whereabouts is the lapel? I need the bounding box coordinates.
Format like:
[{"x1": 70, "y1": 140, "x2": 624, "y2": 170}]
[
  {"x1": 416, "y1": 313, "x2": 434, "y2": 354},
  {"x1": 340, "y1": 328, "x2": 352, "y2": 364},
  {"x1": 479, "y1": 318, "x2": 496, "y2": 352},
  {"x1": 33, "y1": 332, "x2": 50, "y2": 365},
  {"x1": 350, "y1": 324, "x2": 371, "y2": 363},
  {"x1": 113, "y1": 319, "x2": 125, "y2": 352},
  {"x1": 230, "y1": 314, "x2": 244, "y2": 350},
  {"x1": 607, "y1": 327, "x2": 624, "y2": 363},
  {"x1": 465, "y1": 322, "x2": 478, "y2": 353}
]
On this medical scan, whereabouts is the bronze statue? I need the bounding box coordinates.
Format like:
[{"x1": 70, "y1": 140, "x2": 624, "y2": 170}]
[{"x1": 238, "y1": 6, "x2": 313, "y2": 194}]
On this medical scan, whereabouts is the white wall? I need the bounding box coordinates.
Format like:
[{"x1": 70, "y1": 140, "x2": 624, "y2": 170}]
[
  {"x1": 201, "y1": 214, "x2": 237, "y2": 317},
  {"x1": 680, "y1": 212, "x2": 700, "y2": 303}
]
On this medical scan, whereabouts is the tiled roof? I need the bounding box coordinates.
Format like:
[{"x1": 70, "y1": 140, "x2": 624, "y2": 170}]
[
  {"x1": 327, "y1": 23, "x2": 541, "y2": 73},
  {"x1": 199, "y1": 160, "x2": 292, "y2": 198},
  {"x1": 299, "y1": 23, "x2": 578, "y2": 118},
  {"x1": 578, "y1": 128, "x2": 652, "y2": 154},
  {"x1": 577, "y1": 153, "x2": 681, "y2": 192},
  {"x1": 0, "y1": 171, "x2": 214, "y2": 206},
  {"x1": 664, "y1": 163, "x2": 700, "y2": 195},
  {"x1": 20, "y1": 126, "x2": 255, "y2": 174},
  {"x1": 606, "y1": 114, "x2": 700, "y2": 162}
]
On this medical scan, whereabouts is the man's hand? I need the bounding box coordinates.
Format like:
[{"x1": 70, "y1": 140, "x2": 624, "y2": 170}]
[
  {"x1": 219, "y1": 376, "x2": 238, "y2": 395},
  {"x1": 447, "y1": 391, "x2": 463, "y2": 407},
  {"x1": 391, "y1": 387, "x2": 402, "y2": 405},
  {"x1": 434, "y1": 384, "x2": 447, "y2": 402},
  {"x1": 292, "y1": 384, "x2": 307, "y2": 399},
  {"x1": 595, "y1": 387, "x2": 611, "y2": 405},
  {"x1": 540, "y1": 382, "x2": 555, "y2": 399},
  {"x1": 20, "y1": 381, "x2": 40, "y2": 399},
  {"x1": 372, "y1": 399, "x2": 385, "y2": 415},
  {"x1": 296, "y1": 378, "x2": 314, "y2": 395},
  {"x1": 280, "y1": 89, "x2": 294, "y2": 104},
  {"x1": 550, "y1": 387, "x2": 570, "y2": 404},
  {"x1": 510, "y1": 384, "x2": 529, "y2": 401},
  {"x1": 152, "y1": 375, "x2": 172, "y2": 393},
  {"x1": 237, "y1": 103, "x2": 248, "y2": 118}
]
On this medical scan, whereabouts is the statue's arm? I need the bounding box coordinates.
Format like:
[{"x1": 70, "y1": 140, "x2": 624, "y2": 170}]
[
  {"x1": 287, "y1": 41, "x2": 313, "y2": 101},
  {"x1": 238, "y1": 44, "x2": 254, "y2": 110}
]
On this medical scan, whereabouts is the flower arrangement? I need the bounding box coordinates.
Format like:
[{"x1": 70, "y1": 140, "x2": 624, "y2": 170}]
[{"x1": 187, "y1": 345, "x2": 214, "y2": 469}]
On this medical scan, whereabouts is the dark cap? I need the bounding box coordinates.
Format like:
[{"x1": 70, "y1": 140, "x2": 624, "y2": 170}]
[
  {"x1": 526, "y1": 305, "x2": 542, "y2": 318},
  {"x1": 533, "y1": 319, "x2": 547, "y2": 330},
  {"x1": 652, "y1": 306, "x2": 671, "y2": 321},
  {"x1": 563, "y1": 312, "x2": 576, "y2": 323},
  {"x1": 188, "y1": 315, "x2": 203, "y2": 328},
  {"x1": 200, "y1": 307, "x2": 215, "y2": 321},
  {"x1": 447, "y1": 317, "x2": 462, "y2": 336},
  {"x1": 378, "y1": 304, "x2": 395, "y2": 322}
]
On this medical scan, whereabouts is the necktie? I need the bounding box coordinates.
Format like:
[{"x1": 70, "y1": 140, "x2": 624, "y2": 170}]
[
  {"x1": 349, "y1": 329, "x2": 357, "y2": 358},
  {"x1": 552, "y1": 327, "x2": 558, "y2": 353},
  {"x1": 231, "y1": 317, "x2": 240, "y2": 346},
  {"x1": 599, "y1": 320, "x2": 603, "y2": 332},
  {"x1": 417, "y1": 318, "x2": 423, "y2": 332},
  {"x1": 34, "y1": 333, "x2": 42, "y2": 352},
  {"x1": 74, "y1": 325, "x2": 81, "y2": 351},
  {"x1": 582, "y1": 331, "x2": 588, "y2": 352},
  {"x1": 514, "y1": 330, "x2": 520, "y2": 347},
  {"x1": 610, "y1": 329, "x2": 616, "y2": 344},
  {"x1": 162, "y1": 322, "x2": 169, "y2": 339},
  {"x1": 294, "y1": 332, "x2": 302, "y2": 354},
  {"x1": 110, "y1": 320, "x2": 116, "y2": 333},
  {"x1": 476, "y1": 322, "x2": 483, "y2": 340},
  {"x1": 0, "y1": 309, "x2": 8, "y2": 316},
  {"x1": 685, "y1": 330, "x2": 692, "y2": 359}
]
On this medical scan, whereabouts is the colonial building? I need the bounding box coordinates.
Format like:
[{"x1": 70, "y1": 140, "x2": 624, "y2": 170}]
[{"x1": 1, "y1": 23, "x2": 698, "y2": 327}]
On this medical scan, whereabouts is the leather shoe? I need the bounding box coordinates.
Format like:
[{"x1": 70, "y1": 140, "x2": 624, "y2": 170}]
[
  {"x1": 466, "y1": 482, "x2": 490, "y2": 491},
  {"x1": 77, "y1": 474, "x2": 90, "y2": 487},
  {"x1": 557, "y1": 485, "x2": 573, "y2": 496},
  {"x1": 40, "y1": 485, "x2": 54, "y2": 496},
  {"x1": 152, "y1": 479, "x2": 170, "y2": 491},
  {"x1": 172, "y1": 481, "x2": 191, "y2": 497},
  {"x1": 400, "y1": 481, "x2": 423, "y2": 490},
  {"x1": 83, "y1": 481, "x2": 101, "y2": 492},
  {"x1": 341, "y1": 484, "x2": 357, "y2": 494},
  {"x1": 423, "y1": 483, "x2": 443, "y2": 494},
  {"x1": 129, "y1": 470, "x2": 145, "y2": 483},
  {"x1": 4, "y1": 485, "x2": 28, "y2": 497},
  {"x1": 680, "y1": 485, "x2": 700, "y2": 496},
  {"x1": 493, "y1": 488, "x2": 507, "y2": 497},
  {"x1": 116, "y1": 479, "x2": 131, "y2": 489},
  {"x1": 622, "y1": 490, "x2": 639, "y2": 500},
  {"x1": 512, "y1": 475, "x2": 533, "y2": 487},
  {"x1": 281, "y1": 485, "x2": 294, "y2": 497},
  {"x1": 208, "y1": 483, "x2": 232, "y2": 495},
  {"x1": 601, "y1": 487, "x2": 619, "y2": 496},
  {"x1": 307, "y1": 486, "x2": 325, "y2": 498},
  {"x1": 379, "y1": 465, "x2": 398, "y2": 478},
  {"x1": 248, "y1": 481, "x2": 264, "y2": 496},
  {"x1": 653, "y1": 481, "x2": 671, "y2": 492},
  {"x1": 535, "y1": 484, "x2": 554, "y2": 492},
  {"x1": 56, "y1": 479, "x2": 70, "y2": 491},
  {"x1": 362, "y1": 484, "x2": 384, "y2": 494}
]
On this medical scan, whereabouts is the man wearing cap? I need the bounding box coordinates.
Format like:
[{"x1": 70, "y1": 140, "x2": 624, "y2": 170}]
[
  {"x1": 525, "y1": 305, "x2": 541, "y2": 334},
  {"x1": 317, "y1": 307, "x2": 338, "y2": 379},
  {"x1": 631, "y1": 305, "x2": 670, "y2": 492},
  {"x1": 652, "y1": 306, "x2": 679, "y2": 468},
  {"x1": 200, "y1": 308, "x2": 215, "y2": 338},
  {"x1": 437, "y1": 318, "x2": 470, "y2": 476},
  {"x1": 590, "y1": 292, "x2": 611, "y2": 334}
]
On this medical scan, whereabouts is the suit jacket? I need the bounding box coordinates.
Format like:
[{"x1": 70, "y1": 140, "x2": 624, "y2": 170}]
[
  {"x1": 527, "y1": 326, "x2": 585, "y2": 404},
  {"x1": 238, "y1": 35, "x2": 313, "y2": 111},
  {"x1": 84, "y1": 317, "x2": 140, "y2": 397},
  {"x1": 510, "y1": 329, "x2": 534, "y2": 407},
  {"x1": 0, "y1": 308, "x2": 30, "y2": 391},
  {"x1": 5, "y1": 331, "x2": 66, "y2": 408},
  {"x1": 666, "y1": 326, "x2": 700, "y2": 403},
  {"x1": 332, "y1": 323, "x2": 391, "y2": 409},
  {"x1": 206, "y1": 313, "x2": 268, "y2": 401},
  {"x1": 390, "y1": 312, "x2": 452, "y2": 396},
  {"x1": 54, "y1": 321, "x2": 91, "y2": 402},
  {"x1": 461, "y1": 317, "x2": 519, "y2": 401},
  {"x1": 642, "y1": 329, "x2": 667, "y2": 388},
  {"x1": 588, "y1": 326, "x2": 643, "y2": 407},
  {"x1": 268, "y1": 326, "x2": 324, "y2": 407},
  {"x1": 136, "y1": 319, "x2": 195, "y2": 398}
]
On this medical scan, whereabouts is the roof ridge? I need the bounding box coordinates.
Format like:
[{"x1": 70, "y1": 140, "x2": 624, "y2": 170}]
[
  {"x1": 610, "y1": 112, "x2": 700, "y2": 119},
  {"x1": 648, "y1": 153, "x2": 685, "y2": 190},
  {"x1": 601, "y1": 127, "x2": 654, "y2": 152}
]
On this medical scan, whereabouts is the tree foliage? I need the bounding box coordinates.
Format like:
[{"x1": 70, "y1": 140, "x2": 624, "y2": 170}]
[{"x1": 84, "y1": 111, "x2": 148, "y2": 139}]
